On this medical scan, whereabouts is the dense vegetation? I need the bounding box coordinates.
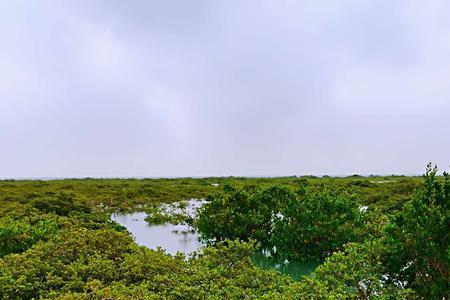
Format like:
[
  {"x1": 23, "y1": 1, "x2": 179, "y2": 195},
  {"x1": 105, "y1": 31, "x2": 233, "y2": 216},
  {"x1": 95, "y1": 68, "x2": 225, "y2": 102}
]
[
  {"x1": 0, "y1": 166, "x2": 448, "y2": 299},
  {"x1": 197, "y1": 183, "x2": 377, "y2": 260},
  {"x1": 196, "y1": 165, "x2": 449, "y2": 298},
  {"x1": 0, "y1": 174, "x2": 420, "y2": 214}
]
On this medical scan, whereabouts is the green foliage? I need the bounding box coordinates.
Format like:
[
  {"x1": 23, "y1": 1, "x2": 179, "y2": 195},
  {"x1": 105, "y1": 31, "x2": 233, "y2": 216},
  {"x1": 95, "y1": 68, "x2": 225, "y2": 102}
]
[
  {"x1": 197, "y1": 184, "x2": 295, "y2": 245},
  {"x1": 31, "y1": 192, "x2": 91, "y2": 216},
  {"x1": 0, "y1": 227, "x2": 294, "y2": 299},
  {"x1": 271, "y1": 190, "x2": 366, "y2": 260},
  {"x1": 0, "y1": 215, "x2": 59, "y2": 257},
  {"x1": 384, "y1": 164, "x2": 449, "y2": 299},
  {"x1": 302, "y1": 240, "x2": 416, "y2": 299},
  {"x1": 0, "y1": 226, "x2": 138, "y2": 299},
  {"x1": 0, "y1": 175, "x2": 422, "y2": 214},
  {"x1": 197, "y1": 184, "x2": 370, "y2": 260},
  {"x1": 144, "y1": 201, "x2": 193, "y2": 225},
  {"x1": 0, "y1": 169, "x2": 446, "y2": 298}
]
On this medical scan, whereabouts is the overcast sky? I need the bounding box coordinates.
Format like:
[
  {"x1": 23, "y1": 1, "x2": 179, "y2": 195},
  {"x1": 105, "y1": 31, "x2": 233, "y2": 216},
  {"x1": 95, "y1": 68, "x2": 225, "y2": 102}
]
[{"x1": 1, "y1": 1, "x2": 449, "y2": 178}]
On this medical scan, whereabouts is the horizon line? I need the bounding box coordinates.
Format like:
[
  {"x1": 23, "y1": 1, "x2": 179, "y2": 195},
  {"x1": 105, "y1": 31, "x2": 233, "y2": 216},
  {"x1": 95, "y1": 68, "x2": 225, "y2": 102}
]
[{"x1": 0, "y1": 173, "x2": 425, "y2": 181}]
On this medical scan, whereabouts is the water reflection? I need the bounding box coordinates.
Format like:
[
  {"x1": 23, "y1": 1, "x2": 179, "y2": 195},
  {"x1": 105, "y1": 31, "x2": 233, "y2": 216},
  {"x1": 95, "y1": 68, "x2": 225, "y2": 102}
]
[
  {"x1": 111, "y1": 211, "x2": 202, "y2": 256},
  {"x1": 111, "y1": 200, "x2": 319, "y2": 279},
  {"x1": 252, "y1": 251, "x2": 320, "y2": 280}
]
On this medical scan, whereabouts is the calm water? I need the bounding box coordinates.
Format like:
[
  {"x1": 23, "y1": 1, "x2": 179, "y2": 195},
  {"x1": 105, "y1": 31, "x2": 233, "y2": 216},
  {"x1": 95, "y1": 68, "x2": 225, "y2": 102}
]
[
  {"x1": 111, "y1": 211, "x2": 203, "y2": 256},
  {"x1": 111, "y1": 200, "x2": 318, "y2": 279},
  {"x1": 253, "y1": 251, "x2": 320, "y2": 280}
]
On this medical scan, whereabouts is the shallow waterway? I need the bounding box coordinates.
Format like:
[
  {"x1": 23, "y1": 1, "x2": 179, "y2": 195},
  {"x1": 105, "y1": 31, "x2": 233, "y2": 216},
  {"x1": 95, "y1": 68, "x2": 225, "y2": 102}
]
[
  {"x1": 111, "y1": 211, "x2": 203, "y2": 255},
  {"x1": 111, "y1": 200, "x2": 319, "y2": 280}
]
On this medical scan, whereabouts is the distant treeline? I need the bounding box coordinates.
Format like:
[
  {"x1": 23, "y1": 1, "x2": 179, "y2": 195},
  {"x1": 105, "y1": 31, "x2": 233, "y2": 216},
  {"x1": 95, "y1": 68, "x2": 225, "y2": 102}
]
[{"x1": 0, "y1": 175, "x2": 422, "y2": 214}]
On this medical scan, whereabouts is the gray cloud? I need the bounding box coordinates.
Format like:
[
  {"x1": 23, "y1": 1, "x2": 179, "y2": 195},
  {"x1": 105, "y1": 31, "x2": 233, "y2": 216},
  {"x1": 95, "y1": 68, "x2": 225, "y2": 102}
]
[{"x1": 1, "y1": 0, "x2": 449, "y2": 178}]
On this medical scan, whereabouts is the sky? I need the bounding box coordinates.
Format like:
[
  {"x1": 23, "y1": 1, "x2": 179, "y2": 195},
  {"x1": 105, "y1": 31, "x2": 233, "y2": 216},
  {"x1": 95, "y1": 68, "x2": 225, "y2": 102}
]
[{"x1": 1, "y1": 0, "x2": 449, "y2": 178}]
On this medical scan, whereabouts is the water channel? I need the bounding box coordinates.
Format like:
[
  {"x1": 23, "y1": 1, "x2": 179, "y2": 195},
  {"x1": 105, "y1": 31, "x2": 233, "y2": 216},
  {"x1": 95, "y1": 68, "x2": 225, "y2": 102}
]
[{"x1": 111, "y1": 200, "x2": 319, "y2": 280}]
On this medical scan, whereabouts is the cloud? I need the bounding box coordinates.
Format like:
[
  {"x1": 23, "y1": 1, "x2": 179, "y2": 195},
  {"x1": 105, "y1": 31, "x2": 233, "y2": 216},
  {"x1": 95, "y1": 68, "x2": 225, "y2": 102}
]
[{"x1": 0, "y1": 0, "x2": 449, "y2": 177}]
